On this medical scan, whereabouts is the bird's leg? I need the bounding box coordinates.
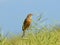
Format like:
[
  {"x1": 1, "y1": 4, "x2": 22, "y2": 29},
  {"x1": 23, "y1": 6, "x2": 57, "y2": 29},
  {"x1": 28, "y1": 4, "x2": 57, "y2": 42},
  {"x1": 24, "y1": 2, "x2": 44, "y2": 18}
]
[{"x1": 22, "y1": 30, "x2": 25, "y2": 37}]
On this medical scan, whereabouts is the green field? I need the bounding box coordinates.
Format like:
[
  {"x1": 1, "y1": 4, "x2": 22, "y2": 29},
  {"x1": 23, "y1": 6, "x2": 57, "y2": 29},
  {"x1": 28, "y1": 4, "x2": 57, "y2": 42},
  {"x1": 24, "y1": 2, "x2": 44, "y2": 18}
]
[{"x1": 0, "y1": 25, "x2": 60, "y2": 45}]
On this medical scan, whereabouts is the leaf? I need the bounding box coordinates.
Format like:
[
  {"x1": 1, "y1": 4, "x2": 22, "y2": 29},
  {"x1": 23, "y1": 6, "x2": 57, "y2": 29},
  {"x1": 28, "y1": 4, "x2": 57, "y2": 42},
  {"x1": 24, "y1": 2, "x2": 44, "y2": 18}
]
[{"x1": 37, "y1": 13, "x2": 43, "y2": 21}]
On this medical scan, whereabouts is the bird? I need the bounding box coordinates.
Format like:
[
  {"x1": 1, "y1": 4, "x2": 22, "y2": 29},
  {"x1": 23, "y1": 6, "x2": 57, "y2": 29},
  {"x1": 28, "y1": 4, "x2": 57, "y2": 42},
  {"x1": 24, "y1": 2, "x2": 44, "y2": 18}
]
[{"x1": 22, "y1": 13, "x2": 32, "y2": 37}]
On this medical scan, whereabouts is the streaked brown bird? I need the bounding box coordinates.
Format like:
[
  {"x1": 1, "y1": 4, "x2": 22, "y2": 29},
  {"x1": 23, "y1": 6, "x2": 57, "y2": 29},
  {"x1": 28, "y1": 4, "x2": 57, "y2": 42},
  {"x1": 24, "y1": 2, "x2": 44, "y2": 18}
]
[{"x1": 22, "y1": 13, "x2": 32, "y2": 37}]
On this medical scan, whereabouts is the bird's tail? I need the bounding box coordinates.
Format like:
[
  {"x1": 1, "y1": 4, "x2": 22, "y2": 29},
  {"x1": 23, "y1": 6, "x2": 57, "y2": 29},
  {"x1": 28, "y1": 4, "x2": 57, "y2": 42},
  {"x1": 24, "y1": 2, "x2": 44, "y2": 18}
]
[{"x1": 22, "y1": 30, "x2": 25, "y2": 37}]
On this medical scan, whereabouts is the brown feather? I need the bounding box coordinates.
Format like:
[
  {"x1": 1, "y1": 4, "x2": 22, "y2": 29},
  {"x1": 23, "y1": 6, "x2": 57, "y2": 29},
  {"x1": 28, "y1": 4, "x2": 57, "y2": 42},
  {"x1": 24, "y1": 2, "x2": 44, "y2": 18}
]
[{"x1": 22, "y1": 14, "x2": 32, "y2": 37}]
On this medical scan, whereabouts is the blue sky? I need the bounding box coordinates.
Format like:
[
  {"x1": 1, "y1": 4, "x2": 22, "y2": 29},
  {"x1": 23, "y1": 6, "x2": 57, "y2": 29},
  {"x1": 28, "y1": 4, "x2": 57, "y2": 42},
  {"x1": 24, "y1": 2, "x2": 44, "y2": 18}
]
[{"x1": 0, "y1": 0, "x2": 60, "y2": 36}]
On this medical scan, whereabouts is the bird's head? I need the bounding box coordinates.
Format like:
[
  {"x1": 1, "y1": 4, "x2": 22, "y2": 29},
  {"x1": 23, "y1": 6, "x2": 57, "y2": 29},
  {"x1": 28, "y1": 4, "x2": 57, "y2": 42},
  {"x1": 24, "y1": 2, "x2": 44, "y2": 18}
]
[{"x1": 27, "y1": 13, "x2": 32, "y2": 19}]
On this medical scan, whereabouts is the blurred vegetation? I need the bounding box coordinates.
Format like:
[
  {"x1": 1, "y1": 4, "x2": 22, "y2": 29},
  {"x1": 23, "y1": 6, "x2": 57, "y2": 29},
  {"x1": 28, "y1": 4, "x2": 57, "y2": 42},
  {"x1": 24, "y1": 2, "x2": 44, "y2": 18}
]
[{"x1": 0, "y1": 14, "x2": 60, "y2": 45}]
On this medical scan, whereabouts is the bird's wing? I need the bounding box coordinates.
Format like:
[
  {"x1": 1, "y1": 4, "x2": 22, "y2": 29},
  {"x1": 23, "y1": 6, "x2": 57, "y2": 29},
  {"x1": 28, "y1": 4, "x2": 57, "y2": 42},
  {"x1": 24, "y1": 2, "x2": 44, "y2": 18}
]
[{"x1": 22, "y1": 18, "x2": 27, "y2": 30}]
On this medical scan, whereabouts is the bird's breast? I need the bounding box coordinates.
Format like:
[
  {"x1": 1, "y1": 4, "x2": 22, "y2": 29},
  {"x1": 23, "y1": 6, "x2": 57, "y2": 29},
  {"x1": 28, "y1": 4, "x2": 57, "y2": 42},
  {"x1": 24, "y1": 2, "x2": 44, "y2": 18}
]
[{"x1": 26, "y1": 19, "x2": 31, "y2": 25}]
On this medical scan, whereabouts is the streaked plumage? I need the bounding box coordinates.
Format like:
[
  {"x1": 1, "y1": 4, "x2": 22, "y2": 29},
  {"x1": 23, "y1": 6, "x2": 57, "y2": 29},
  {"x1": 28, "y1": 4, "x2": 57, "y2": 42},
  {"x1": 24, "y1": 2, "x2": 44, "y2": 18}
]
[{"x1": 22, "y1": 14, "x2": 32, "y2": 37}]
